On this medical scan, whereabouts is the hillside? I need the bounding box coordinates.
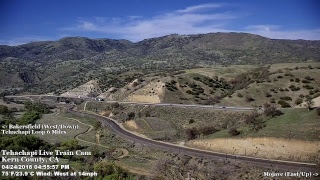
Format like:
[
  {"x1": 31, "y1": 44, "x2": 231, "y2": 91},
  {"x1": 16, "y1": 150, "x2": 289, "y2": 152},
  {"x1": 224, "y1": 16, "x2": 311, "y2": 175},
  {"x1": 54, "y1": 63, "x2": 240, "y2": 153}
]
[{"x1": 0, "y1": 32, "x2": 320, "y2": 95}]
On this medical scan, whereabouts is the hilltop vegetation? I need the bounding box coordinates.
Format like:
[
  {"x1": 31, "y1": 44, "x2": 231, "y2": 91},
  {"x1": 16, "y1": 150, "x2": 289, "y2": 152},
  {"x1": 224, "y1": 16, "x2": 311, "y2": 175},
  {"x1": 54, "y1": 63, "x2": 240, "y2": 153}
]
[{"x1": 1, "y1": 32, "x2": 320, "y2": 95}]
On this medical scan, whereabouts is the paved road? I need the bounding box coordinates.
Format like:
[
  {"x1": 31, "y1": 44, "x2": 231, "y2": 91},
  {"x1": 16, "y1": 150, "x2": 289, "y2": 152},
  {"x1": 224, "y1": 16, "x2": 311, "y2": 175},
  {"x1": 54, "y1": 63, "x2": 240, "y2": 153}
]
[
  {"x1": 68, "y1": 108, "x2": 318, "y2": 173},
  {"x1": 6, "y1": 95, "x2": 260, "y2": 111},
  {"x1": 5, "y1": 95, "x2": 319, "y2": 172}
]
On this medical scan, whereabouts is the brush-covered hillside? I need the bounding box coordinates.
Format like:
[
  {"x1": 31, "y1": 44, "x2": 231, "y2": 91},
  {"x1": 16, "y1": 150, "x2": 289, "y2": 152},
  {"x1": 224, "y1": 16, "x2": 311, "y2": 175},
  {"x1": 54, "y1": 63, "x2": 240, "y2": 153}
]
[
  {"x1": 61, "y1": 63, "x2": 320, "y2": 108},
  {"x1": 0, "y1": 32, "x2": 320, "y2": 95}
]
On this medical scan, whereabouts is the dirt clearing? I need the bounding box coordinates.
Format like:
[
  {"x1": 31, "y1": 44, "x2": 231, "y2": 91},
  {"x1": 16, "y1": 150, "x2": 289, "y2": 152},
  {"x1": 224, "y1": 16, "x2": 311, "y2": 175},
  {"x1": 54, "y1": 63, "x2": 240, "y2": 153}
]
[
  {"x1": 185, "y1": 137, "x2": 320, "y2": 162},
  {"x1": 125, "y1": 120, "x2": 139, "y2": 130}
]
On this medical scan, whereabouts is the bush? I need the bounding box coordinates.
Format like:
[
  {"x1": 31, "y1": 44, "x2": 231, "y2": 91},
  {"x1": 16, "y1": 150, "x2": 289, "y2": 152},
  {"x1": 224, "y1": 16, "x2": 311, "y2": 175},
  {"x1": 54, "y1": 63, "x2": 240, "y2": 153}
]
[
  {"x1": 316, "y1": 107, "x2": 320, "y2": 116},
  {"x1": 198, "y1": 126, "x2": 219, "y2": 136},
  {"x1": 270, "y1": 98, "x2": 276, "y2": 103},
  {"x1": 280, "y1": 96, "x2": 292, "y2": 101},
  {"x1": 284, "y1": 73, "x2": 293, "y2": 77},
  {"x1": 295, "y1": 98, "x2": 303, "y2": 105},
  {"x1": 289, "y1": 85, "x2": 300, "y2": 91},
  {"x1": 186, "y1": 90, "x2": 193, "y2": 94},
  {"x1": 228, "y1": 128, "x2": 240, "y2": 136},
  {"x1": 305, "y1": 76, "x2": 314, "y2": 81},
  {"x1": 237, "y1": 92, "x2": 243, "y2": 98},
  {"x1": 111, "y1": 102, "x2": 121, "y2": 109},
  {"x1": 263, "y1": 103, "x2": 283, "y2": 117},
  {"x1": 278, "y1": 100, "x2": 291, "y2": 108},
  {"x1": 245, "y1": 96, "x2": 255, "y2": 102},
  {"x1": 244, "y1": 111, "x2": 265, "y2": 131},
  {"x1": 186, "y1": 128, "x2": 199, "y2": 140},
  {"x1": 295, "y1": 78, "x2": 300, "y2": 82},
  {"x1": 170, "y1": 80, "x2": 177, "y2": 84},
  {"x1": 189, "y1": 119, "x2": 195, "y2": 124},
  {"x1": 265, "y1": 93, "x2": 272, "y2": 98},
  {"x1": 303, "y1": 85, "x2": 314, "y2": 90},
  {"x1": 302, "y1": 80, "x2": 310, "y2": 84},
  {"x1": 0, "y1": 105, "x2": 9, "y2": 115},
  {"x1": 127, "y1": 112, "x2": 135, "y2": 120}
]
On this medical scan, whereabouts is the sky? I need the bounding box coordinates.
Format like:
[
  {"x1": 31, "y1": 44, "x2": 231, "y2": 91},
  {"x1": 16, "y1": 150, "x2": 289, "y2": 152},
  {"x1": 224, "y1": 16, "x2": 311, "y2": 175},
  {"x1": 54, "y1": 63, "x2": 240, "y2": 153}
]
[{"x1": 0, "y1": 0, "x2": 319, "y2": 45}]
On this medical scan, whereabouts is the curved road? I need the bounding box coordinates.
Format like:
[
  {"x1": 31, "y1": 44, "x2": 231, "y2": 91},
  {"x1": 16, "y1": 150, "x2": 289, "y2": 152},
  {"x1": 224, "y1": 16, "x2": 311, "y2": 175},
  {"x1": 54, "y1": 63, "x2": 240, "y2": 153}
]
[
  {"x1": 6, "y1": 95, "x2": 318, "y2": 172},
  {"x1": 6, "y1": 95, "x2": 260, "y2": 111},
  {"x1": 68, "y1": 109, "x2": 318, "y2": 173}
]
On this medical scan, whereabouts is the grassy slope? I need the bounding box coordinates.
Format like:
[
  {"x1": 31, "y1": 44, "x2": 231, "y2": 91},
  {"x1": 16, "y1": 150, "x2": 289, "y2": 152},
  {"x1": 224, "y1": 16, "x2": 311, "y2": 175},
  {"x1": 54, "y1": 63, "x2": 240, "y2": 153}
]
[{"x1": 201, "y1": 108, "x2": 320, "y2": 141}]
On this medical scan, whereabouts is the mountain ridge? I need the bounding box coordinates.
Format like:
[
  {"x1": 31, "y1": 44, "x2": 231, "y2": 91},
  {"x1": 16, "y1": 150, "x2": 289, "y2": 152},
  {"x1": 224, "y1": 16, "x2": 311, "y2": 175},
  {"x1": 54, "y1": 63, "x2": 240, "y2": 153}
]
[{"x1": 0, "y1": 32, "x2": 319, "y2": 94}]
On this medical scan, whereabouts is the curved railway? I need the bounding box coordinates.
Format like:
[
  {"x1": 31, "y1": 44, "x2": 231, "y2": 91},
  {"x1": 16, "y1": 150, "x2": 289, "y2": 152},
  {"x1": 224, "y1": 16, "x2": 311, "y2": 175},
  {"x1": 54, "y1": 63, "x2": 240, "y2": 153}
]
[{"x1": 68, "y1": 108, "x2": 318, "y2": 173}]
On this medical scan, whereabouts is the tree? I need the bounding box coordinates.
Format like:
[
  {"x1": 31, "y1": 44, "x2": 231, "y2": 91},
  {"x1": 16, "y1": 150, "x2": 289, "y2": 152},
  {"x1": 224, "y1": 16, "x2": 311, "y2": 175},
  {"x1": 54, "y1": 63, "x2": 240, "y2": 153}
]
[
  {"x1": 245, "y1": 111, "x2": 265, "y2": 131},
  {"x1": 263, "y1": 103, "x2": 283, "y2": 117},
  {"x1": 203, "y1": 97, "x2": 215, "y2": 105},
  {"x1": 185, "y1": 127, "x2": 199, "y2": 140},
  {"x1": 127, "y1": 112, "x2": 135, "y2": 120},
  {"x1": 305, "y1": 96, "x2": 314, "y2": 111},
  {"x1": 94, "y1": 121, "x2": 102, "y2": 130},
  {"x1": 0, "y1": 105, "x2": 9, "y2": 115}
]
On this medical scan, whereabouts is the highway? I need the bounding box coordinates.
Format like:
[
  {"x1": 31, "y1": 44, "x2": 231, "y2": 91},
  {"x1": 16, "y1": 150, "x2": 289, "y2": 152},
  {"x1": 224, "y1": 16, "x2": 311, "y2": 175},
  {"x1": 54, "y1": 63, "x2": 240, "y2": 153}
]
[
  {"x1": 6, "y1": 94, "x2": 319, "y2": 172},
  {"x1": 6, "y1": 95, "x2": 260, "y2": 111},
  {"x1": 67, "y1": 108, "x2": 318, "y2": 173}
]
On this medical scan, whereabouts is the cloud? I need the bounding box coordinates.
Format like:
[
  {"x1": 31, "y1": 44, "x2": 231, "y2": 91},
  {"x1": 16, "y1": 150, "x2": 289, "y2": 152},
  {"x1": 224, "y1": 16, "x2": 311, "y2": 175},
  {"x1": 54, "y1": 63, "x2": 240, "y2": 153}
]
[
  {"x1": 3, "y1": 4, "x2": 319, "y2": 45},
  {"x1": 245, "y1": 24, "x2": 320, "y2": 40},
  {"x1": 0, "y1": 36, "x2": 51, "y2": 46},
  {"x1": 176, "y1": 3, "x2": 222, "y2": 13},
  {"x1": 62, "y1": 3, "x2": 235, "y2": 41}
]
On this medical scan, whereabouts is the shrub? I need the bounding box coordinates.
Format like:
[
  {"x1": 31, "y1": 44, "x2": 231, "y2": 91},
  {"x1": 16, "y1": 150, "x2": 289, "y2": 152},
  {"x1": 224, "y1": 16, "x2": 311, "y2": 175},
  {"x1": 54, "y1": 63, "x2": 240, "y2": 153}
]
[
  {"x1": 278, "y1": 100, "x2": 291, "y2": 108},
  {"x1": 305, "y1": 76, "x2": 315, "y2": 81},
  {"x1": 280, "y1": 96, "x2": 292, "y2": 101},
  {"x1": 289, "y1": 85, "x2": 300, "y2": 91},
  {"x1": 228, "y1": 128, "x2": 241, "y2": 136},
  {"x1": 294, "y1": 78, "x2": 300, "y2": 82},
  {"x1": 0, "y1": 105, "x2": 9, "y2": 115},
  {"x1": 303, "y1": 85, "x2": 314, "y2": 90},
  {"x1": 127, "y1": 112, "x2": 135, "y2": 120},
  {"x1": 170, "y1": 80, "x2": 177, "y2": 84},
  {"x1": 198, "y1": 126, "x2": 219, "y2": 136},
  {"x1": 246, "y1": 96, "x2": 255, "y2": 102},
  {"x1": 277, "y1": 76, "x2": 283, "y2": 79},
  {"x1": 270, "y1": 98, "x2": 276, "y2": 103},
  {"x1": 189, "y1": 119, "x2": 195, "y2": 124},
  {"x1": 301, "y1": 80, "x2": 310, "y2": 84},
  {"x1": 186, "y1": 127, "x2": 199, "y2": 140},
  {"x1": 309, "y1": 90, "x2": 315, "y2": 95},
  {"x1": 111, "y1": 102, "x2": 121, "y2": 109},
  {"x1": 316, "y1": 107, "x2": 320, "y2": 116},
  {"x1": 237, "y1": 92, "x2": 243, "y2": 98},
  {"x1": 263, "y1": 103, "x2": 283, "y2": 117},
  {"x1": 295, "y1": 98, "x2": 303, "y2": 105},
  {"x1": 265, "y1": 93, "x2": 272, "y2": 98},
  {"x1": 186, "y1": 90, "x2": 193, "y2": 94},
  {"x1": 244, "y1": 111, "x2": 265, "y2": 131}
]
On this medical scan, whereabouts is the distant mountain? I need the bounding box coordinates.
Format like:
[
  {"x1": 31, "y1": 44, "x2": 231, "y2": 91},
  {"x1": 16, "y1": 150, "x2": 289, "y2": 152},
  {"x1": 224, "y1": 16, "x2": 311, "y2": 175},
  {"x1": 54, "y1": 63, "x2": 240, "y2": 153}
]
[{"x1": 0, "y1": 32, "x2": 319, "y2": 94}]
